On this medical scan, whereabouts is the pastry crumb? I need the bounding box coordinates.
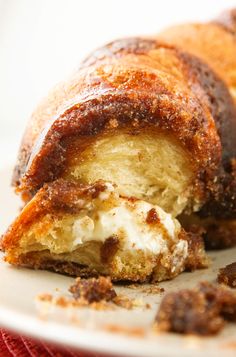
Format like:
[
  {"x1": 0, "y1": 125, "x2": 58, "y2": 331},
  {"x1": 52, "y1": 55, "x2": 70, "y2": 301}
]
[
  {"x1": 37, "y1": 293, "x2": 53, "y2": 302},
  {"x1": 69, "y1": 276, "x2": 117, "y2": 303},
  {"x1": 218, "y1": 262, "x2": 236, "y2": 288},
  {"x1": 36, "y1": 276, "x2": 148, "y2": 312},
  {"x1": 104, "y1": 324, "x2": 146, "y2": 337},
  {"x1": 36, "y1": 292, "x2": 114, "y2": 310},
  {"x1": 113, "y1": 295, "x2": 147, "y2": 309},
  {"x1": 127, "y1": 283, "x2": 165, "y2": 294},
  {"x1": 155, "y1": 281, "x2": 236, "y2": 336}
]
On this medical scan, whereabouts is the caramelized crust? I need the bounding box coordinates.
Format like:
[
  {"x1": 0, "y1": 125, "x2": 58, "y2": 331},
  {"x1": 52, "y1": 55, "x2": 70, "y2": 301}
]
[
  {"x1": 3, "y1": 9, "x2": 236, "y2": 279},
  {"x1": 1, "y1": 179, "x2": 107, "y2": 250},
  {"x1": 159, "y1": 9, "x2": 236, "y2": 219},
  {"x1": 159, "y1": 16, "x2": 236, "y2": 94},
  {"x1": 12, "y1": 36, "x2": 235, "y2": 217}
]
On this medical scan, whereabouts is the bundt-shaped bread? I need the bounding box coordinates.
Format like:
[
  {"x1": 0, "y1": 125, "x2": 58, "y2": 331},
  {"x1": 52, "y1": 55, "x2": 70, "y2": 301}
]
[{"x1": 2, "y1": 9, "x2": 236, "y2": 281}]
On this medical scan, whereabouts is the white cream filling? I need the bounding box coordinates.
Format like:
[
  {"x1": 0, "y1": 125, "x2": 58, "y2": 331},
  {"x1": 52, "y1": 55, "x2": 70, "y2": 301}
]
[{"x1": 72, "y1": 183, "x2": 188, "y2": 257}]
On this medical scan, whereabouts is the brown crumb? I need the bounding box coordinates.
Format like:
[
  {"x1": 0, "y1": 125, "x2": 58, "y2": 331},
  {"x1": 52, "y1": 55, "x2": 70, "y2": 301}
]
[
  {"x1": 126, "y1": 283, "x2": 141, "y2": 290},
  {"x1": 37, "y1": 293, "x2": 53, "y2": 303},
  {"x1": 37, "y1": 276, "x2": 148, "y2": 311},
  {"x1": 218, "y1": 262, "x2": 236, "y2": 288},
  {"x1": 198, "y1": 281, "x2": 236, "y2": 322},
  {"x1": 113, "y1": 295, "x2": 134, "y2": 309},
  {"x1": 37, "y1": 293, "x2": 115, "y2": 310},
  {"x1": 146, "y1": 208, "x2": 160, "y2": 224},
  {"x1": 127, "y1": 283, "x2": 165, "y2": 294},
  {"x1": 104, "y1": 324, "x2": 145, "y2": 337},
  {"x1": 37, "y1": 292, "x2": 145, "y2": 311},
  {"x1": 142, "y1": 286, "x2": 165, "y2": 294},
  {"x1": 100, "y1": 236, "x2": 119, "y2": 264},
  {"x1": 204, "y1": 224, "x2": 236, "y2": 250},
  {"x1": 69, "y1": 276, "x2": 117, "y2": 303},
  {"x1": 155, "y1": 282, "x2": 236, "y2": 336},
  {"x1": 54, "y1": 296, "x2": 71, "y2": 308},
  {"x1": 181, "y1": 227, "x2": 210, "y2": 271},
  {"x1": 113, "y1": 295, "x2": 147, "y2": 309}
]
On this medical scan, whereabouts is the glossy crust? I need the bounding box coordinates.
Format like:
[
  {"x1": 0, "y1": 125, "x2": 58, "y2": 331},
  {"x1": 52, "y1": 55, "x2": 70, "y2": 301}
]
[
  {"x1": 159, "y1": 11, "x2": 236, "y2": 94},
  {"x1": 12, "y1": 34, "x2": 236, "y2": 218},
  {"x1": 159, "y1": 9, "x2": 236, "y2": 219},
  {"x1": 3, "y1": 8, "x2": 236, "y2": 278}
]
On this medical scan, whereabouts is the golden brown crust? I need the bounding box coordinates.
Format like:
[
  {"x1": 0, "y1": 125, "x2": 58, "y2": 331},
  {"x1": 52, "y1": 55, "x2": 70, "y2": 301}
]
[
  {"x1": 4, "y1": 247, "x2": 207, "y2": 283},
  {"x1": 13, "y1": 253, "x2": 100, "y2": 278},
  {"x1": 4, "y1": 9, "x2": 236, "y2": 275},
  {"x1": 11, "y1": 27, "x2": 236, "y2": 219},
  {"x1": 159, "y1": 10, "x2": 236, "y2": 219},
  {"x1": 159, "y1": 17, "x2": 236, "y2": 91},
  {"x1": 12, "y1": 37, "x2": 234, "y2": 216},
  {"x1": 1, "y1": 179, "x2": 106, "y2": 251},
  {"x1": 199, "y1": 159, "x2": 236, "y2": 219}
]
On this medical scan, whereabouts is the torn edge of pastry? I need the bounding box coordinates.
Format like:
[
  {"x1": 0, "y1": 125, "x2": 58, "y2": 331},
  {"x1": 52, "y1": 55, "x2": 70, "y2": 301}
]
[
  {"x1": 1, "y1": 180, "x2": 208, "y2": 282},
  {"x1": 155, "y1": 281, "x2": 236, "y2": 335}
]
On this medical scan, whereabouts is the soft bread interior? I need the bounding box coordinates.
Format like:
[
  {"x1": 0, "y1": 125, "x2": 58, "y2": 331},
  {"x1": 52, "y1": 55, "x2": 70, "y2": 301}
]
[
  {"x1": 68, "y1": 132, "x2": 194, "y2": 217},
  {"x1": 6, "y1": 182, "x2": 191, "y2": 282}
]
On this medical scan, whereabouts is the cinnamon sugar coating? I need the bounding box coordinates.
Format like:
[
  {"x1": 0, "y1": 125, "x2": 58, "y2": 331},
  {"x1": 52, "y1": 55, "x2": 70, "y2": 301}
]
[{"x1": 12, "y1": 34, "x2": 236, "y2": 219}]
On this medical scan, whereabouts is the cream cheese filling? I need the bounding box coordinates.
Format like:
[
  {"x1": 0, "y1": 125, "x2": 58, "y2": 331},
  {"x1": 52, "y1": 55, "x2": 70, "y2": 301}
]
[
  {"x1": 19, "y1": 182, "x2": 188, "y2": 275},
  {"x1": 71, "y1": 182, "x2": 188, "y2": 258}
]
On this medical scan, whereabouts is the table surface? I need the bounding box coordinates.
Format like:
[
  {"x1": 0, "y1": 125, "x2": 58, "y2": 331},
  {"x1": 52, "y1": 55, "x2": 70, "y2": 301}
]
[{"x1": 0, "y1": 329, "x2": 101, "y2": 357}]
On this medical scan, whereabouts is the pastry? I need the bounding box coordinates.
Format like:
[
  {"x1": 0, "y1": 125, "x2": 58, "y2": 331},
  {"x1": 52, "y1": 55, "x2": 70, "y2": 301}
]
[{"x1": 2, "y1": 8, "x2": 236, "y2": 281}]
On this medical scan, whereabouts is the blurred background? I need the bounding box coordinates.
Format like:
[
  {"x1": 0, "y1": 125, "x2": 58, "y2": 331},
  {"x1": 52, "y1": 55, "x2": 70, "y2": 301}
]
[{"x1": 0, "y1": 0, "x2": 235, "y2": 168}]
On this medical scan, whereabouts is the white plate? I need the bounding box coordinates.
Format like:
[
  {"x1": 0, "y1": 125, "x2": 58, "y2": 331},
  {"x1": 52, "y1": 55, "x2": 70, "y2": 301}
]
[{"x1": 0, "y1": 166, "x2": 236, "y2": 357}]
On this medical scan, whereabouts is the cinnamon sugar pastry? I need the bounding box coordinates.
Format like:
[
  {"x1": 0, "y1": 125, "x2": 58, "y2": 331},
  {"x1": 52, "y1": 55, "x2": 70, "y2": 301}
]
[{"x1": 1, "y1": 9, "x2": 236, "y2": 281}]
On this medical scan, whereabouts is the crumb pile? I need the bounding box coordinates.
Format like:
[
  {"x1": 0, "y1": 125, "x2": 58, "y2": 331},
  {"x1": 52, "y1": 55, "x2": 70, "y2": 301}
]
[
  {"x1": 155, "y1": 282, "x2": 236, "y2": 335},
  {"x1": 218, "y1": 262, "x2": 236, "y2": 288},
  {"x1": 69, "y1": 276, "x2": 117, "y2": 303}
]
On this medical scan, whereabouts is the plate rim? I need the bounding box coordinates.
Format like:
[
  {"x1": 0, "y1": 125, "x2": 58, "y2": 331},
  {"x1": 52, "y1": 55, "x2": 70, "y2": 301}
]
[
  {"x1": 0, "y1": 301, "x2": 203, "y2": 357},
  {"x1": 1, "y1": 165, "x2": 236, "y2": 357}
]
